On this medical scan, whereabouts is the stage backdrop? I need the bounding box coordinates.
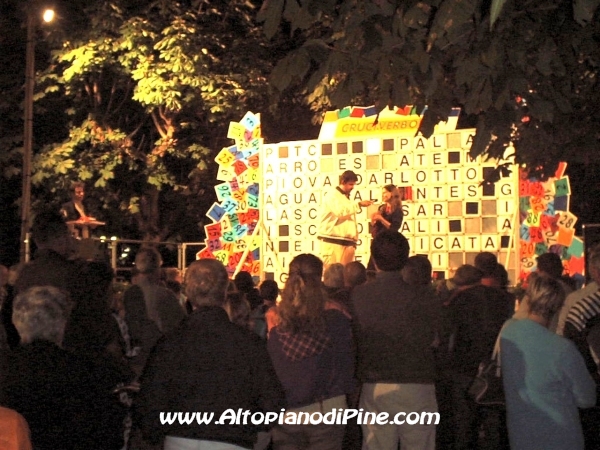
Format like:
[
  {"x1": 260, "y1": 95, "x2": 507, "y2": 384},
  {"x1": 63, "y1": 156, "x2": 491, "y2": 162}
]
[{"x1": 197, "y1": 107, "x2": 584, "y2": 286}]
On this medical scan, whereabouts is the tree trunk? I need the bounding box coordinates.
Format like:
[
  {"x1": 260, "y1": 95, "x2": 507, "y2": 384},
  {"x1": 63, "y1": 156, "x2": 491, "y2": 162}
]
[{"x1": 136, "y1": 185, "x2": 163, "y2": 243}]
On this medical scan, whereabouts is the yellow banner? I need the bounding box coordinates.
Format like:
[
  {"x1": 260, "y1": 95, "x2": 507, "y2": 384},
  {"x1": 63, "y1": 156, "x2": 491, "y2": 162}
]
[{"x1": 334, "y1": 116, "x2": 422, "y2": 138}]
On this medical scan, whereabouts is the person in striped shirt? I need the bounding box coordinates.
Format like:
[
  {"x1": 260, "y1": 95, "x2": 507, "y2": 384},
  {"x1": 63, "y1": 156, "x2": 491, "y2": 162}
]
[
  {"x1": 564, "y1": 245, "x2": 600, "y2": 450},
  {"x1": 564, "y1": 246, "x2": 600, "y2": 376}
]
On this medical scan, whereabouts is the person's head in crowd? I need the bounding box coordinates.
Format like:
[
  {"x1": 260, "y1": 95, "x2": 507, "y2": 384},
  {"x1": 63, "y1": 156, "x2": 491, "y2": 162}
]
[
  {"x1": 339, "y1": 170, "x2": 359, "y2": 195},
  {"x1": 224, "y1": 292, "x2": 251, "y2": 329},
  {"x1": 536, "y1": 252, "x2": 564, "y2": 279},
  {"x1": 70, "y1": 181, "x2": 85, "y2": 203},
  {"x1": 493, "y1": 263, "x2": 510, "y2": 289},
  {"x1": 8, "y1": 264, "x2": 23, "y2": 286},
  {"x1": 524, "y1": 272, "x2": 566, "y2": 322},
  {"x1": 259, "y1": 279, "x2": 279, "y2": 307},
  {"x1": 344, "y1": 261, "x2": 367, "y2": 289},
  {"x1": 162, "y1": 266, "x2": 183, "y2": 296},
  {"x1": 234, "y1": 271, "x2": 262, "y2": 310},
  {"x1": 560, "y1": 274, "x2": 577, "y2": 292},
  {"x1": 323, "y1": 263, "x2": 352, "y2": 317},
  {"x1": 165, "y1": 280, "x2": 182, "y2": 296},
  {"x1": 31, "y1": 210, "x2": 73, "y2": 257},
  {"x1": 135, "y1": 247, "x2": 162, "y2": 281},
  {"x1": 184, "y1": 259, "x2": 229, "y2": 309},
  {"x1": 234, "y1": 271, "x2": 255, "y2": 293},
  {"x1": 451, "y1": 264, "x2": 483, "y2": 291},
  {"x1": 475, "y1": 252, "x2": 498, "y2": 277},
  {"x1": 279, "y1": 253, "x2": 326, "y2": 333},
  {"x1": 402, "y1": 255, "x2": 432, "y2": 286},
  {"x1": 323, "y1": 263, "x2": 345, "y2": 290},
  {"x1": 78, "y1": 261, "x2": 114, "y2": 306},
  {"x1": 475, "y1": 252, "x2": 510, "y2": 288},
  {"x1": 163, "y1": 267, "x2": 182, "y2": 284},
  {"x1": 371, "y1": 230, "x2": 410, "y2": 272},
  {"x1": 13, "y1": 286, "x2": 73, "y2": 346}
]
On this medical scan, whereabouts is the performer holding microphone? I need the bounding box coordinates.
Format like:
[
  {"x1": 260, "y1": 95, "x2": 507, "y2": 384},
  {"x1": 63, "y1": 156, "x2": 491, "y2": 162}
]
[
  {"x1": 367, "y1": 184, "x2": 403, "y2": 271},
  {"x1": 318, "y1": 170, "x2": 373, "y2": 268}
]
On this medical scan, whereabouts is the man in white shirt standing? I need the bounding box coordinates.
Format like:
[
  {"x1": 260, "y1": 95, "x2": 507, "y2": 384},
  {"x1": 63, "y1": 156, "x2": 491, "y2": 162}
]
[{"x1": 317, "y1": 170, "x2": 373, "y2": 267}]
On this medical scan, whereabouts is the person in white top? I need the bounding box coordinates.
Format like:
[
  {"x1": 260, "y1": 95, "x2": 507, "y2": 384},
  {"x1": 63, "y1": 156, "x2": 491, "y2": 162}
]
[{"x1": 317, "y1": 170, "x2": 372, "y2": 267}]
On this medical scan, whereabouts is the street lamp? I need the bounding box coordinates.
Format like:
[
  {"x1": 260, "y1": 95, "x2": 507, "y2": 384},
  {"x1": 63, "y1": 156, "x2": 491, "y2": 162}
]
[
  {"x1": 43, "y1": 9, "x2": 54, "y2": 23},
  {"x1": 19, "y1": 5, "x2": 54, "y2": 263}
]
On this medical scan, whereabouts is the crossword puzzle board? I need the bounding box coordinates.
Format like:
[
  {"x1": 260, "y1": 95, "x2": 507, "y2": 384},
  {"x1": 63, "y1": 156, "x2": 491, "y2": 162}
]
[
  {"x1": 260, "y1": 106, "x2": 520, "y2": 283},
  {"x1": 197, "y1": 107, "x2": 584, "y2": 286}
]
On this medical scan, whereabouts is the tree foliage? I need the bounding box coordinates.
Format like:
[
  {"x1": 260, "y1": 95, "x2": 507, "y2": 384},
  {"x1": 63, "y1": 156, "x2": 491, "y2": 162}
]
[
  {"x1": 259, "y1": 0, "x2": 600, "y2": 178},
  {"x1": 32, "y1": 0, "x2": 274, "y2": 241}
]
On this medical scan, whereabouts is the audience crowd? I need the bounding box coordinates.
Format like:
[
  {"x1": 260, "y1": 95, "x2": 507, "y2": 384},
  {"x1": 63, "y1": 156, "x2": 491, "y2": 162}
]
[{"x1": 0, "y1": 212, "x2": 599, "y2": 450}]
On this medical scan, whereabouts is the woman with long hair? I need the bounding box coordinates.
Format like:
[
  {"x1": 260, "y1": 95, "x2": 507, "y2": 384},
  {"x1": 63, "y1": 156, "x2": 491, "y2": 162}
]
[
  {"x1": 268, "y1": 254, "x2": 355, "y2": 450},
  {"x1": 368, "y1": 184, "x2": 403, "y2": 271}
]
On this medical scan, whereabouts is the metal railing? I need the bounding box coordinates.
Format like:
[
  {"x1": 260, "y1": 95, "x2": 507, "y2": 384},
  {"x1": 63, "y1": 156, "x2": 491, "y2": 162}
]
[
  {"x1": 87, "y1": 237, "x2": 207, "y2": 274},
  {"x1": 22, "y1": 233, "x2": 207, "y2": 275}
]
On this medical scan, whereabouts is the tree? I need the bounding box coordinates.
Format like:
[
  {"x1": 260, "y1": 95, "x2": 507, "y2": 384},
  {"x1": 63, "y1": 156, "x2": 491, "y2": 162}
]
[
  {"x1": 258, "y1": 0, "x2": 600, "y2": 179},
  {"x1": 32, "y1": 0, "x2": 275, "y2": 241}
]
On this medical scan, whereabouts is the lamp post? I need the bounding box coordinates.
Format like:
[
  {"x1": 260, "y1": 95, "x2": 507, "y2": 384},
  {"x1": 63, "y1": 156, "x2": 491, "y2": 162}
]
[{"x1": 19, "y1": 5, "x2": 53, "y2": 263}]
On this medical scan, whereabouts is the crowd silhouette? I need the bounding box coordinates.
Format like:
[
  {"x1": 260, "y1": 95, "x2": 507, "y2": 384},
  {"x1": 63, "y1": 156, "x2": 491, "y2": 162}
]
[{"x1": 0, "y1": 213, "x2": 599, "y2": 450}]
